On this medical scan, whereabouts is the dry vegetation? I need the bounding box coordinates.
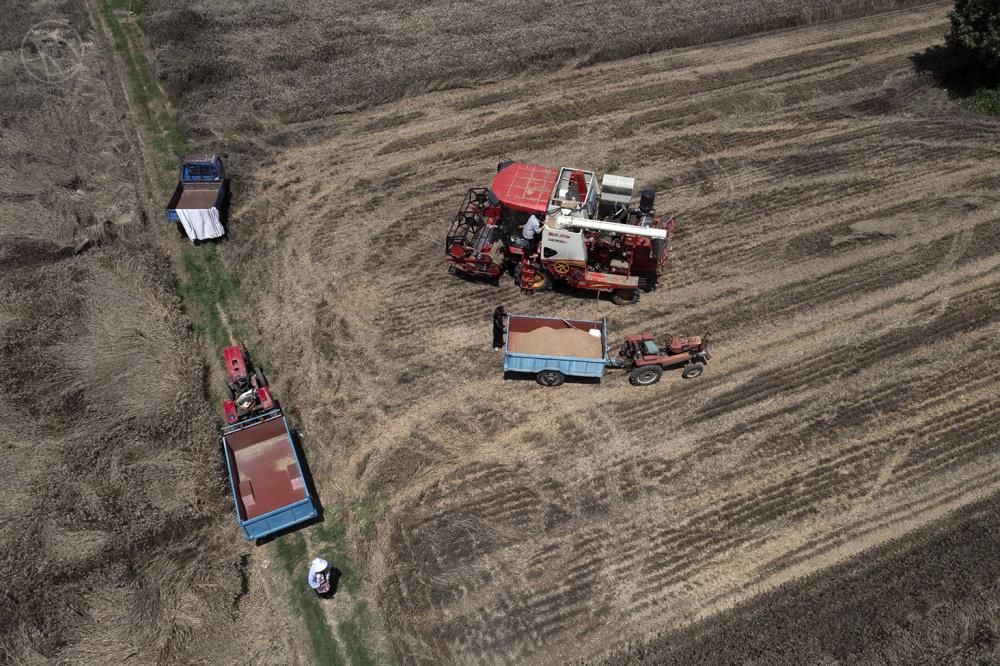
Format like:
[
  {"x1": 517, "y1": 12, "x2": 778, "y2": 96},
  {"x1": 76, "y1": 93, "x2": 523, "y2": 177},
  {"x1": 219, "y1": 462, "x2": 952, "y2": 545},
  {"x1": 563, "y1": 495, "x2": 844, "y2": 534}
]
[
  {"x1": 6, "y1": 0, "x2": 1000, "y2": 664},
  {"x1": 604, "y1": 494, "x2": 1000, "y2": 664},
  {"x1": 0, "y1": 2, "x2": 285, "y2": 662},
  {"x1": 131, "y1": 0, "x2": 1000, "y2": 663},
  {"x1": 141, "y1": 0, "x2": 929, "y2": 134}
]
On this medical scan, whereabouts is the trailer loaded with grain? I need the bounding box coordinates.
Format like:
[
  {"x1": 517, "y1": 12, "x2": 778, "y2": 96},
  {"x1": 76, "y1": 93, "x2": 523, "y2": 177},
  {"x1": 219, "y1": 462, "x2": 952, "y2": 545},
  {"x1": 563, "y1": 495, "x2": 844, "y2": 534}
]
[{"x1": 503, "y1": 313, "x2": 710, "y2": 386}]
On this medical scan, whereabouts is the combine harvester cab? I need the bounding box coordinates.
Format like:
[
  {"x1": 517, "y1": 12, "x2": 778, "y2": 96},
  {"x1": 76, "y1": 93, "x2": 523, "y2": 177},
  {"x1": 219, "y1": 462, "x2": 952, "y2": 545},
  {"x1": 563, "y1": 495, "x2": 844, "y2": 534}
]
[
  {"x1": 445, "y1": 161, "x2": 676, "y2": 304},
  {"x1": 219, "y1": 345, "x2": 318, "y2": 541}
]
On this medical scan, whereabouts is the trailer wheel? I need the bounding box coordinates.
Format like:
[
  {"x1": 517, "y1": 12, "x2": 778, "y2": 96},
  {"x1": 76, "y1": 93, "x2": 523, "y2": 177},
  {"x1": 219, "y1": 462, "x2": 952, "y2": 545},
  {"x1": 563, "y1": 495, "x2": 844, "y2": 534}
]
[
  {"x1": 254, "y1": 367, "x2": 267, "y2": 388},
  {"x1": 629, "y1": 366, "x2": 663, "y2": 386},
  {"x1": 682, "y1": 363, "x2": 704, "y2": 379},
  {"x1": 611, "y1": 288, "x2": 640, "y2": 306},
  {"x1": 536, "y1": 370, "x2": 565, "y2": 387}
]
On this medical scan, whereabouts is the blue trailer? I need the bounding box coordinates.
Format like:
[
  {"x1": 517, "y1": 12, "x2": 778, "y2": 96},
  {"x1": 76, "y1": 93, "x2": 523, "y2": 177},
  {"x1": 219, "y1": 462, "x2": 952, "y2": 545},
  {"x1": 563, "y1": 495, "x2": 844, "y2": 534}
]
[
  {"x1": 503, "y1": 313, "x2": 713, "y2": 387},
  {"x1": 167, "y1": 153, "x2": 226, "y2": 241},
  {"x1": 221, "y1": 408, "x2": 318, "y2": 541},
  {"x1": 503, "y1": 314, "x2": 621, "y2": 386}
]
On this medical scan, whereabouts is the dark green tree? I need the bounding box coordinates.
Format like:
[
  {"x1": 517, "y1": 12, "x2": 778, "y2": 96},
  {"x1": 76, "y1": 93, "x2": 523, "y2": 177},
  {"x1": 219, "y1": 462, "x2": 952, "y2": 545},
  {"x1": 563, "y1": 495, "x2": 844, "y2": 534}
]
[{"x1": 948, "y1": 0, "x2": 1000, "y2": 69}]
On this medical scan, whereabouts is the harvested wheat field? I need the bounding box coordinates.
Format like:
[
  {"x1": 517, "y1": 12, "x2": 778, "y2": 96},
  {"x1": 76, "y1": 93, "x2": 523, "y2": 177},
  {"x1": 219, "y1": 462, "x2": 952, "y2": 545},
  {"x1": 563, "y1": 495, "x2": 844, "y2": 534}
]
[
  {"x1": 6, "y1": 0, "x2": 1000, "y2": 663},
  {"x1": 175, "y1": 1, "x2": 997, "y2": 662}
]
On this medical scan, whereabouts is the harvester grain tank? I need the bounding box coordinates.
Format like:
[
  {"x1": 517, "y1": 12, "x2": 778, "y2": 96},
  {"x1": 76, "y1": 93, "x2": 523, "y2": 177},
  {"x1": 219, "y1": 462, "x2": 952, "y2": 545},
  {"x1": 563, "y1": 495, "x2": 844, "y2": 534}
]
[
  {"x1": 167, "y1": 153, "x2": 226, "y2": 241},
  {"x1": 219, "y1": 345, "x2": 318, "y2": 540},
  {"x1": 445, "y1": 161, "x2": 676, "y2": 304}
]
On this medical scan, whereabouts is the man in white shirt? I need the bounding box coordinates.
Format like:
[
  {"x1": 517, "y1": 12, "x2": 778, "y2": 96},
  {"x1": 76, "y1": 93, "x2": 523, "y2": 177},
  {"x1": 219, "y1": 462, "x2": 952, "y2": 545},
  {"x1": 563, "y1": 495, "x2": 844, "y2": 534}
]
[{"x1": 521, "y1": 214, "x2": 543, "y2": 253}]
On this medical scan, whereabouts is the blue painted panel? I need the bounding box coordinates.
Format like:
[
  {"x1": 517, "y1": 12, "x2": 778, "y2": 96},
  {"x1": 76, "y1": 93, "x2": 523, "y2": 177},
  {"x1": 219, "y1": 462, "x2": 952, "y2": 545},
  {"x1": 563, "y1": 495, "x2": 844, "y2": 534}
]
[
  {"x1": 504, "y1": 352, "x2": 606, "y2": 378},
  {"x1": 242, "y1": 498, "x2": 319, "y2": 540}
]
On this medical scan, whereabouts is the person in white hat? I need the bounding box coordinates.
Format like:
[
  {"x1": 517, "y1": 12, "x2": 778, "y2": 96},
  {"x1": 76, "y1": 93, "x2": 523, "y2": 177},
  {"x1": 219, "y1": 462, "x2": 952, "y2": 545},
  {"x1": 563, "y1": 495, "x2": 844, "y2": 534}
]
[{"x1": 308, "y1": 557, "x2": 331, "y2": 596}]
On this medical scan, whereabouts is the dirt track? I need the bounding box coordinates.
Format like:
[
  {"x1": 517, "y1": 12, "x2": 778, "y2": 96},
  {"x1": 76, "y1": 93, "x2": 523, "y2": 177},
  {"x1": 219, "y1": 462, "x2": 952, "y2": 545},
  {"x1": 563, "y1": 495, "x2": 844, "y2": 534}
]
[
  {"x1": 207, "y1": 2, "x2": 1000, "y2": 662},
  {"x1": 0, "y1": 3, "x2": 292, "y2": 661}
]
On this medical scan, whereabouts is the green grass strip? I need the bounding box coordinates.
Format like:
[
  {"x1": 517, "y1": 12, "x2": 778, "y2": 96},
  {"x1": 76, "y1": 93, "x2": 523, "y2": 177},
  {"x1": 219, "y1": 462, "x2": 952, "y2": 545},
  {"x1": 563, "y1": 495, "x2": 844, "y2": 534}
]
[
  {"x1": 176, "y1": 244, "x2": 246, "y2": 361},
  {"x1": 310, "y1": 504, "x2": 361, "y2": 595},
  {"x1": 97, "y1": 0, "x2": 189, "y2": 174},
  {"x1": 337, "y1": 601, "x2": 381, "y2": 666},
  {"x1": 274, "y1": 532, "x2": 345, "y2": 665}
]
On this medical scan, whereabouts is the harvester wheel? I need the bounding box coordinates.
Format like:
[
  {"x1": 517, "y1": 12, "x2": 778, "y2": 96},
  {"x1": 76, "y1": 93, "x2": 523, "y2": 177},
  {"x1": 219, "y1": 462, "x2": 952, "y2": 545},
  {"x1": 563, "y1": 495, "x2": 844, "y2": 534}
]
[
  {"x1": 611, "y1": 288, "x2": 640, "y2": 306},
  {"x1": 629, "y1": 366, "x2": 663, "y2": 386},
  {"x1": 254, "y1": 367, "x2": 266, "y2": 388},
  {"x1": 536, "y1": 370, "x2": 565, "y2": 387},
  {"x1": 514, "y1": 264, "x2": 553, "y2": 291},
  {"x1": 682, "y1": 363, "x2": 704, "y2": 379}
]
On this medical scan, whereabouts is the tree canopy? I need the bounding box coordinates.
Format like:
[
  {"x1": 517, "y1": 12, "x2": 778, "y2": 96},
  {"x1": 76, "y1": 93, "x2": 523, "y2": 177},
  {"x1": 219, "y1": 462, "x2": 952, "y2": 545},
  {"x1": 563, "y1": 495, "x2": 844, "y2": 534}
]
[{"x1": 948, "y1": 0, "x2": 1000, "y2": 69}]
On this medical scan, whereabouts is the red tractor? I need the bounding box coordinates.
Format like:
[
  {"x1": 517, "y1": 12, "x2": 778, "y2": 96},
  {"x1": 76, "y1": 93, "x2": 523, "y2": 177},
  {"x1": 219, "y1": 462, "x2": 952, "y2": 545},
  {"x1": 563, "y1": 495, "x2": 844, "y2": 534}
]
[
  {"x1": 617, "y1": 333, "x2": 711, "y2": 386},
  {"x1": 445, "y1": 161, "x2": 676, "y2": 305},
  {"x1": 222, "y1": 344, "x2": 274, "y2": 425}
]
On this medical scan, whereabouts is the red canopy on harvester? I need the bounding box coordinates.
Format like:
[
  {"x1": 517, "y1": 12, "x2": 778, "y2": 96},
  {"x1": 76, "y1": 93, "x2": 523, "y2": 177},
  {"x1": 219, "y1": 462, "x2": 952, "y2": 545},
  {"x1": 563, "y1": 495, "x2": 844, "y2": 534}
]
[{"x1": 490, "y1": 162, "x2": 559, "y2": 214}]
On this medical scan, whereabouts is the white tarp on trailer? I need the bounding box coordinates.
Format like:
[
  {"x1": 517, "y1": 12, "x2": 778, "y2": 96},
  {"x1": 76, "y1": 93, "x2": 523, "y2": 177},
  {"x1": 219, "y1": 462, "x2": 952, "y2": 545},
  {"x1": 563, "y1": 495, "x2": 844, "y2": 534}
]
[{"x1": 176, "y1": 208, "x2": 224, "y2": 241}]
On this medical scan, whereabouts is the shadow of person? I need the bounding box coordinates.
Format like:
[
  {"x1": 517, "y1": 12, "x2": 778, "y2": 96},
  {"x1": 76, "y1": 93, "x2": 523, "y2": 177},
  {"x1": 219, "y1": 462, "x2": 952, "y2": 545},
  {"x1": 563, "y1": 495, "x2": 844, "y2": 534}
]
[{"x1": 317, "y1": 568, "x2": 341, "y2": 599}]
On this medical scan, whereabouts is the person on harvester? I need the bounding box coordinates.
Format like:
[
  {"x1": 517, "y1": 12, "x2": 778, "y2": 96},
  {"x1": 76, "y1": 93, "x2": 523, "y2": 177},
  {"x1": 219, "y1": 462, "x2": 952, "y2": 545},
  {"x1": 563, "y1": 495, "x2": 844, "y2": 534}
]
[
  {"x1": 521, "y1": 214, "x2": 544, "y2": 255},
  {"x1": 493, "y1": 304, "x2": 508, "y2": 351}
]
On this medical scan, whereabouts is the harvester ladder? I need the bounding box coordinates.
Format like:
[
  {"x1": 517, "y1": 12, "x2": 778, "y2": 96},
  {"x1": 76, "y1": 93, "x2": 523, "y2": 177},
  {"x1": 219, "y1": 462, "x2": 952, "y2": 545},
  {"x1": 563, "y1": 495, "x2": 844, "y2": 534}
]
[{"x1": 519, "y1": 258, "x2": 538, "y2": 293}]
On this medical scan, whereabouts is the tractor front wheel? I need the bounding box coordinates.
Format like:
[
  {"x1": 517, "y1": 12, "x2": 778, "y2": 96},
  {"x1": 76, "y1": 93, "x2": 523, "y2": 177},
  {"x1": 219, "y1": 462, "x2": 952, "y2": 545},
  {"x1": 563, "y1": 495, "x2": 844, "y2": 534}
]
[
  {"x1": 629, "y1": 366, "x2": 663, "y2": 386},
  {"x1": 611, "y1": 288, "x2": 640, "y2": 306},
  {"x1": 682, "y1": 363, "x2": 704, "y2": 379},
  {"x1": 536, "y1": 370, "x2": 565, "y2": 387}
]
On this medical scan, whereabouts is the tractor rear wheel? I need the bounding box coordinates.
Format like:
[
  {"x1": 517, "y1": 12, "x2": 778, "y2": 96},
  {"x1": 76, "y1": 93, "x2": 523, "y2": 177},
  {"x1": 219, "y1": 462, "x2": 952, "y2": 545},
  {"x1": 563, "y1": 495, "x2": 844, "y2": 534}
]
[
  {"x1": 536, "y1": 370, "x2": 565, "y2": 387},
  {"x1": 224, "y1": 382, "x2": 235, "y2": 400},
  {"x1": 682, "y1": 363, "x2": 704, "y2": 379},
  {"x1": 254, "y1": 367, "x2": 266, "y2": 388},
  {"x1": 629, "y1": 366, "x2": 663, "y2": 386},
  {"x1": 611, "y1": 288, "x2": 640, "y2": 306}
]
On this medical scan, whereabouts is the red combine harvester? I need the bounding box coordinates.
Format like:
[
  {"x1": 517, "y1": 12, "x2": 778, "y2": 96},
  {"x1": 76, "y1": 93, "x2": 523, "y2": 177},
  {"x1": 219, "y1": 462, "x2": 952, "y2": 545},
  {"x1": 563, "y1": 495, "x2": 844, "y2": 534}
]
[
  {"x1": 222, "y1": 344, "x2": 273, "y2": 425},
  {"x1": 445, "y1": 161, "x2": 676, "y2": 305}
]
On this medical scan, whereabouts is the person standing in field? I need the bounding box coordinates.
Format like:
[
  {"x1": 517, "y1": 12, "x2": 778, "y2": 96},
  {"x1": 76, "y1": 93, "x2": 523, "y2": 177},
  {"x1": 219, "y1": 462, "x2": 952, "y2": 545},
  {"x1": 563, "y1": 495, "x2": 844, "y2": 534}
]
[
  {"x1": 308, "y1": 557, "x2": 332, "y2": 597},
  {"x1": 493, "y1": 304, "x2": 508, "y2": 351}
]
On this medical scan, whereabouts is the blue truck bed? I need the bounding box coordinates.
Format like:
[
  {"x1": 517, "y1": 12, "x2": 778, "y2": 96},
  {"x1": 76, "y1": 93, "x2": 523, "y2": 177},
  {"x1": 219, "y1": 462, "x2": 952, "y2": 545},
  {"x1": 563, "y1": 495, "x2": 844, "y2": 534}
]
[
  {"x1": 221, "y1": 408, "x2": 318, "y2": 540},
  {"x1": 167, "y1": 153, "x2": 227, "y2": 241},
  {"x1": 166, "y1": 181, "x2": 225, "y2": 223},
  {"x1": 503, "y1": 314, "x2": 611, "y2": 383}
]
